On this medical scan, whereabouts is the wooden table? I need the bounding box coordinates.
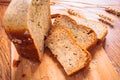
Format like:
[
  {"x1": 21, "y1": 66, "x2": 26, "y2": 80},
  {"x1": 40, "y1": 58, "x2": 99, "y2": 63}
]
[
  {"x1": 0, "y1": 0, "x2": 120, "y2": 80},
  {"x1": 0, "y1": 3, "x2": 11, "y2": 80}
]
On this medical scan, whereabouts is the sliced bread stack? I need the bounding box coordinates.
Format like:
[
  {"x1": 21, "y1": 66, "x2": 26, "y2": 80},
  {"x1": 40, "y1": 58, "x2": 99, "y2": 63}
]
[
  {"x1": 52, "y1": 15, "x2": 97, "y2": 50},
  {"x1": 45, "y1": 27, "x2": 91, "y2": 75},
  {"x1": 3, "y1": 0, "x2": 51, "y2": 61},
  {"x1": 45, "y1": 15, "x2": 97, "y2": 75},
  {"x1": 46, "y1": 14, "x2": 108, "y2": 75}
]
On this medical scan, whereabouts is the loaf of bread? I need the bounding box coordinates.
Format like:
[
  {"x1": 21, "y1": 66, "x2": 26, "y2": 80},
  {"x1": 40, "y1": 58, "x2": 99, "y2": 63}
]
[
  {"x1": 53, "y1": 15, "x2": 97, "y2": 50},
  {"x1": 3, "y1": 0, "x2": 51, "y2": 61},
  {"x1": 69, "y1": 15, "x2": 108, "y2": 42},
  {"x1": 45, "y1": 27, "x2": 91, "y2": 75}
]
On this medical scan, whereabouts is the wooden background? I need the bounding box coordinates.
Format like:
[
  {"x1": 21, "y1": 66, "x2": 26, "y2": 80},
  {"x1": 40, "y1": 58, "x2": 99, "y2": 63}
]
[
  {"x1": 0, "y1": 3, "x2": 11, "y2": 80},
  {"x1": 0, "y1": 0, "x2": 11, "y2": 3},
  {"x1": 0, "y1": 0, "x2": 120, "y2": 80}
]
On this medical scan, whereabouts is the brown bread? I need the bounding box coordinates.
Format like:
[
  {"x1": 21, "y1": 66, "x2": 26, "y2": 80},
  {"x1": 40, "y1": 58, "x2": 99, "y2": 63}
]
[{"x1": 45, "y1": 27, "x2": 91, "y2": 75}]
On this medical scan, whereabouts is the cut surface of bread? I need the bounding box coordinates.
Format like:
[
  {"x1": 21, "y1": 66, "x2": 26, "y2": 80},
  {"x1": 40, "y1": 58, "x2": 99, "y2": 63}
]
[
  {"x1": 3, "y1": 0, "x2": 51, "y2": 61},
  {"x1": 69, "y1": 15, "x2": 108, "y2": 42},
  {"x1": 27, "y1": 0, "x2": 51, "y2": 60},
  {"x1": 53, "y1": 15, "x2": 97, "y2": 50},
  {"x1": 45, "y1": 27, "x2": 91, "y2": 75}
]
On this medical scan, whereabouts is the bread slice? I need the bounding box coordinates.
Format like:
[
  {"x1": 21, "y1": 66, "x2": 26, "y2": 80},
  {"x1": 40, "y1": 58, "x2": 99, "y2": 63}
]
[
  {"x1": 69, "y1": 15, "x2": 108, "y2": 42},
  {"x1": 3, "y1": 0, "x2": 51, "y2": 61},
  {"x1": 53, "y1": 15, "x2": 97, "y2": 50},
  {"x1": 45, "y1": 27, "x2": 91, "y2": 75}
]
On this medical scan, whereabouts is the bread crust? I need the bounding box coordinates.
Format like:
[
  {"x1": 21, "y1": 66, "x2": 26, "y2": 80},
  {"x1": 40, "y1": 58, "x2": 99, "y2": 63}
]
[{"x1": 6, "y1": 29, "x2": 41, "y2": 61}]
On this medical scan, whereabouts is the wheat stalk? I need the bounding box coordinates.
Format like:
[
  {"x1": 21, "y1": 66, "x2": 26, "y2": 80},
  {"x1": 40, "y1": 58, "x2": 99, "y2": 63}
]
[
  {"x1": 98, "y1": 14, "x2": 114, "y2": 22},
  {"x1": 105, "y1": 7, "x2": 120, "y2": 17},
  {"x1": 51, "y1": 1, "x2": 118, "y2": 28},
  {"x1": 98, "y1": 19, "x2": 113, "y2": 27},
  {"x1": 67, "y1": 9, "x2": 86, "y2": 19}
]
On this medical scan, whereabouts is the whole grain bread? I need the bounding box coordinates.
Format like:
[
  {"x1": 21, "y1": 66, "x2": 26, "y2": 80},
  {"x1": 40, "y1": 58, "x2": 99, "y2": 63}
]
[
  {"x1": 69, "y1": 15, "x2": 108, "y2": 42},
  {"x1": 45, "y1": 27, "x2": 91, "y2": 75},
  {"x1": 3, "y1": 0, "x2": 51, "y2": 61},
  {"x1": 53, "y1": 15, "x2": 97, "y2": 50}
]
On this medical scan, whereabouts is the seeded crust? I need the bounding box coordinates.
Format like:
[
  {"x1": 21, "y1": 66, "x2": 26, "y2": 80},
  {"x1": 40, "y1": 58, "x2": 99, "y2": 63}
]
[
  {"x1": 52, "y1": 15, "x2": 97, "y2": 50},
  {"x1": 45, "y1": 27, "x2": 91, "y2": 75},
  {"x1": 3, "y1": 0, "x2": 51, "y2": 61}
]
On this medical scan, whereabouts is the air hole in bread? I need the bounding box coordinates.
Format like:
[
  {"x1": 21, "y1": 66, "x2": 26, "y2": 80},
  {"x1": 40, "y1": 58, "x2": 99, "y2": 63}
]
[
  {"x1": 73, "y1": 53, "x2": 77, "y2": 55},
  {"x1": 57, "y1": 39, "x2": 60, "y2": 41},
  {"x1": 30, "y1": 19, "x2": 34, "y2": 22},
  {"x1": 74, "y1": 36, "x2": 78, "y2": 38},
  {"x1": 65, "y1": 46, "x2": 68, "y2": 48},
  {"x1": 69, "y1": 59, "x2": 71, "y2": 61},
  {"x1": 50, "y1": 42, "x2": 53, "y2": 44},
  {"x1": 38, "y1": 22, "x2": 40, "y2": 26}
]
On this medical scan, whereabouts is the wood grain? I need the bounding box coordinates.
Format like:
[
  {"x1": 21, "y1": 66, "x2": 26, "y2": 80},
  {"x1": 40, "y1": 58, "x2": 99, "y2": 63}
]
[
  {"x1": 0, "y1": 5, "x2": 11, "y2": 80},
  {"x1": 103, "y1": 19, "x2": 120, "y2": 74},
  {"x1": 11, "y1": 44, "x2": 120, "y2": 80},
  {"x1": 0, "y1": 0, "x2": 120, "y2": 79},
  {"x1": 0, "y1": 0, "x2": 11, "y2": 3}
]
